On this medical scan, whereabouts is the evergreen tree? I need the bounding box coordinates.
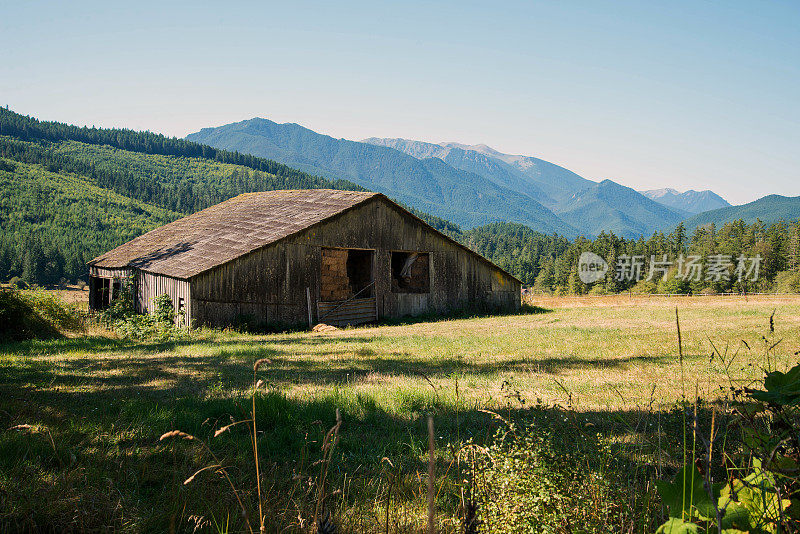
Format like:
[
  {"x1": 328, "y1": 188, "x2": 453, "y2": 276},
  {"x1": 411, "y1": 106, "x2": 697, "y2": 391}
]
[
  {"x1": 670, "y1": 222, "x2": 686, "y2": 255},
  {"x1": 788, "y1": 222, "x2": 800, "y2": 272}
]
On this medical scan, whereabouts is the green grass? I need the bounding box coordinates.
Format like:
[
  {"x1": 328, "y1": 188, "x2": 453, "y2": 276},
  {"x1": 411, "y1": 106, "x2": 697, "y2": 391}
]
[{"x1": 1, "y1": 295, "x2": 798, "y2": 532}]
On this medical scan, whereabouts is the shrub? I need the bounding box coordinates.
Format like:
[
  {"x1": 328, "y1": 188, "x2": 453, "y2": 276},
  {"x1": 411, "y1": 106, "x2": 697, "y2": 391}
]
[
  {"x1": 8, "y1": 276, "x2": 28, "y2": 289},
  {"x1": 99, "y1": 276, "x2": 136, "y2": 325},
  {"x1": 153, "y1": 294, "x2": 175, "y2": 324},
  {"x1": 656, "y1": 268, "x2": 689, "y2": 294},
  {"x1": 631, "y1": 279, "x2": 658, "y2": 294},
  {"x1": 773, "y1": 270, "x2": 800, "y2": 294},
  {"x1": 100, "y1": 278, "x2": 184, "y2": 341},
  {"x1": 24, "y1": 290, "x2": 86, "y2": 332},
  {"x1": 588, "y1": 283, "x2": 608, "y2": 295},
  {"x1": 0, "y1": 289, "x2": 69, "y2": 341},
  {"x1": 111, "y1": 311, "x2": 183, "y2": 341},
  {"x1": 472, "y1": 409, "x2": 658, "y2": 532}
]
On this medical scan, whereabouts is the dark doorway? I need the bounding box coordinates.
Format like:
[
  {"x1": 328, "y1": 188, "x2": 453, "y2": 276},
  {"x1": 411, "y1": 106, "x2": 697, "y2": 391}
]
[
  {"x1": 90, "y1": 276, "x2": 112, "y2": 309},
  {"x1": 346, "y1": 249, "x2": 373, "y2": 297}
]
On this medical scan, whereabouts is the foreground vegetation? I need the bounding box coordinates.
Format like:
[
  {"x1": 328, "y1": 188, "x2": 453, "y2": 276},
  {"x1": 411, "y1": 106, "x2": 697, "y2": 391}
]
[{"x1": 1, "y1": 294, "x2": 798, "y2": 532}]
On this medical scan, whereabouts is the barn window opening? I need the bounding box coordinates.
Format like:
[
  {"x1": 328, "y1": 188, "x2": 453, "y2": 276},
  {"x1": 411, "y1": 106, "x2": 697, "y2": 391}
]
[
  {"x1": 177, "y1": 297, "x2": 186, "y2": 325},
  {"x1": 391, "y1": 252, "x2": 430, "y2": 293},
  {"x1": 320, "y1": 248, "x2": 374, "y2": 301}
]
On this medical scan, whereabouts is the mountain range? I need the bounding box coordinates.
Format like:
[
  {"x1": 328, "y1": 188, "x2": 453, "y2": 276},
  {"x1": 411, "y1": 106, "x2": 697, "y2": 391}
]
[
  {"x1": 640, "y1": 188, "x2": 730, "y2": 215},
  {"x1": 364, "y1": 138, "x2": 689, "y2": 237},
  {"x1": 187, "y1": 119, "x2": 727, "y2": 238},
  {"x1": 186, "y1": 120, "x2": 577, "y2": 235}
]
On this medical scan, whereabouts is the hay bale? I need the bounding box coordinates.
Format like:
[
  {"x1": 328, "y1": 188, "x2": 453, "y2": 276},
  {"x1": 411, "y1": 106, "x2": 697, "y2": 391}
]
[{"x1": 312, "y1": 323, "x2": 339, "y2": 333}]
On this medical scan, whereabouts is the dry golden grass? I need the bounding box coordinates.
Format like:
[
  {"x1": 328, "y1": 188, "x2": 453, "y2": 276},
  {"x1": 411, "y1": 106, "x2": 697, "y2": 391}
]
[
  {"x1": 47, "y1": 285, "x2": 90, "y2": 305},
  {"x1": 7, "y1": 294, "x2": 799, "y2": 410},
  {"x1": 1, "y1": 294, "x2": 798, "y2": 531}
]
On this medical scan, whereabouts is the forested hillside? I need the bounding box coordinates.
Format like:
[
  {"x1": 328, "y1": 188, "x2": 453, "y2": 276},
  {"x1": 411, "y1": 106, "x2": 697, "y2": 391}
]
[
  {"x1": 0, "y1": 108, "x2": 365, "y2": 284},
  {"x1": 0, "y1": 158, "x2": 180, "y2": 285},
  {"x1": 682, "y1": 194, "x2": 800, "y2": 231},
  {"x1": 0, "y1": 108, "x2": 362, "y2": 191}
]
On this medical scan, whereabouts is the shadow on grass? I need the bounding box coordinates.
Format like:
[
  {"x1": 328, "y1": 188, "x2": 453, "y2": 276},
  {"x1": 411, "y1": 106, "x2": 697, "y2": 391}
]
[
  {"x1": 0, "y1": 325, "x2": 699, "y2": 532},
  {"x1": 374, "y1": 303, "x2": 552, "y2": 327},
  {"x1": 0, "y1": 335, "x2": 671, "y2": 404},
  {"x1": 0, "y1": 302, "x2": 552, "y2": 358},
  {"x1": 0, "y1": 365, "x2": 705, "y2": 533}
]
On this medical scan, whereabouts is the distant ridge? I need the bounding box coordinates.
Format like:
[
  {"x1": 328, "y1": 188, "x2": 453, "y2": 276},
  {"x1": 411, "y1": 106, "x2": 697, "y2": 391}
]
[
  {"x1": 641, "y1": 188, "x2": 730, "y2": 214},
  {"x1": 364, "y1": 137, "x2": 593, "y2": 207},
  {"x1": 186, "y1": 118, "x2": 731, "y2": 238},
  {"x1": 556, "y1": 180, "x2": 684, "y2": 237},
  {"x1": 681, "y1": 194, "x2": 800, "y2": 230},
  {"x1": 187, "y1": 119, "x2": 579, "y2": 236},
  {"x1": 364, "y1": 137, "x2": 686, "y2": 237}
]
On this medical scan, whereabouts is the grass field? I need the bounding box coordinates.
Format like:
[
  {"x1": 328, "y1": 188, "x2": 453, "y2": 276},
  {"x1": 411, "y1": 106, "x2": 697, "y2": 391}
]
[{"x1": 1, "y1": 295, "x2": 798, "y2": 532}]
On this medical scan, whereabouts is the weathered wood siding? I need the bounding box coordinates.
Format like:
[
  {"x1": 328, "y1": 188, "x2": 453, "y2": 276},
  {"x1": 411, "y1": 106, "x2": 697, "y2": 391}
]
[
  {"x1": 189, "y1": 197, "x2": 520, "y2": 328},
  {"x1": 137, "y1": 271, "x2": 191, "y2": 325},
  {"x1": 89, "y1": 267, "x2": 131, "y2": 279}
]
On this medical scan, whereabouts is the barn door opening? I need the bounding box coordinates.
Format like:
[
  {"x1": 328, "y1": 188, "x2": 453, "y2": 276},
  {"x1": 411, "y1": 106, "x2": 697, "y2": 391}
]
[
  {"x1": 90, "y1": 276, "x2": 113, "y2": 309},
  {"x1": 346, "y1": 249, "x2": 373, "y2": 297},
  {"x1": 320, "y1": 248, "x2": 374, "y2": 301},
  {"x1": 318, "y1": 247, "x2": 377, "y2": 326}
]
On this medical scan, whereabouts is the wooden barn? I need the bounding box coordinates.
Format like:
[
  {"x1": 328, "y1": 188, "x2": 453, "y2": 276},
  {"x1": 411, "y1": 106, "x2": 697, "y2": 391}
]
[{"x1": 87, "y1": 190, "x2": 521, "y2": 328}]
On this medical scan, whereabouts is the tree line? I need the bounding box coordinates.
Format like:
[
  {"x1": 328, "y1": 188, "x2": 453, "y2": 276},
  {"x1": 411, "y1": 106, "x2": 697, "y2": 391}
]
[{"x1": 460, "y1": 220, "x2": 800, "y2": 295}]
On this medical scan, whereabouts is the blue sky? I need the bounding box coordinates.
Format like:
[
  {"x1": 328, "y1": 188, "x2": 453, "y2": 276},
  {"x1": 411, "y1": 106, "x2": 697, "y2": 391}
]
[{"x1": 1, "y1": 0, "x2": 797, "y2": 204}]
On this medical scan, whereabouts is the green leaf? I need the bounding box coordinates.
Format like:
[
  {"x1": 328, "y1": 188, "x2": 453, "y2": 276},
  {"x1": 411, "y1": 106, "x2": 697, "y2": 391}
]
[
  {"x1": 719, "y1": 467, "x2": 792, "y2": 532},
  {"x1": 748, "y1": 363, "x2": 800, "y2": 406},
  {"x1": 655, "y1": 463, "x2": 719, "y2": 519},
  {"x1": 656, "y1": 518, "x2": 702, "y2": 534},
  {"x1": 718, "y1": 500, "x2": 753, "y2": 531},
  {"x1": 742, "y1": 427, "x2": 781, "y2": 454},
  {"x1": 769, "y1": 453, "x2": 799, "y2": 473}
]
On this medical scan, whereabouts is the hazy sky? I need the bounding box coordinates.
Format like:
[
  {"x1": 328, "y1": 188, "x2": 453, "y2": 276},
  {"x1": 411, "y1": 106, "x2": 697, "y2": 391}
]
[{"x1": 2, "y1": 0, "x2": 797, "y2": 205}]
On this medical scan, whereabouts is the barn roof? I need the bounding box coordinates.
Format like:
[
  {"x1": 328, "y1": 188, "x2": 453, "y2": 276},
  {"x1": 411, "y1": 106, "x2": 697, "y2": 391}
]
[
  {"x1": 89, "y1": 188, "x2": 522, "y2": 284},
  {"x1": 89, "y1": 189, "x2": 380, "y2": 279}
]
